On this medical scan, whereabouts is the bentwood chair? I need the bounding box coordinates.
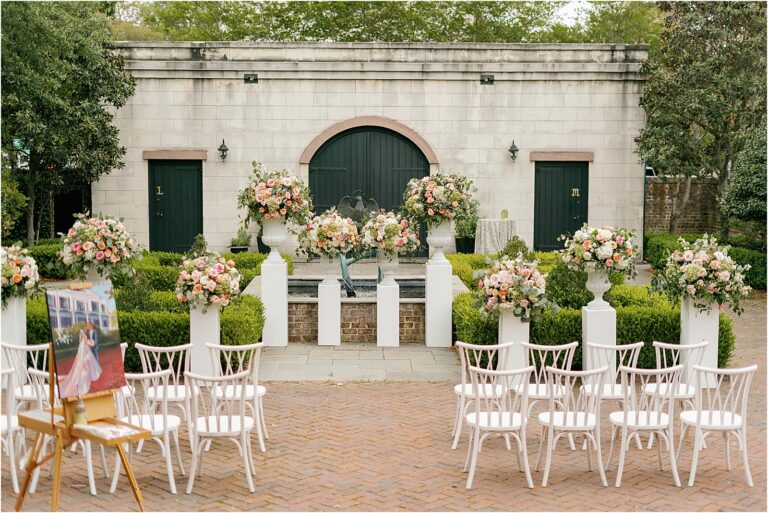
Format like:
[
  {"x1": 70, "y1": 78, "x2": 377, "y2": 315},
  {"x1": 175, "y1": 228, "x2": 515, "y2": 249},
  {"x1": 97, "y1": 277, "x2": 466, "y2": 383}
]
[
  {"x1": 678, "y1": 365, "x2": 757, "y2": 487},
  {"x1": 1, "y1": 369, "x2": 21, "y2": 493},
  {"x1": 1, "y1": 342, "x2": 52, "y2": 413}
]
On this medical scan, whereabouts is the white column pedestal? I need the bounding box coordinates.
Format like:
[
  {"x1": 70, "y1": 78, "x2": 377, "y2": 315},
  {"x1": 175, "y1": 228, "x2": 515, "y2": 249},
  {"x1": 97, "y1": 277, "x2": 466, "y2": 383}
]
[
  {"x1": 498, "y1": 310, "x2": 529, "y2": 371},
  {"x1": 581, "y1": 305, "x2": 616, "y2": 374},
  {"x1": 1, "y1": 297, "x2": 27, "y2": 381},
  {"x1": 318, "y1": 277, "x2": 341, "y2": 346},
  {"x1": 680, "y1": 298, "x2": 719, "y2": 387},
  {"x1": 377, "y1": 281, "x2": 399, "y2": 347},
  {"x1": 189, "y1": 305, "x2": 219, "y2": 375},
  {"x1": 261, "y1": 251, "x2": 288, "y2": 347},
  {"x1": 426, "y1": 259, "x2": 452, "y2": 347}
]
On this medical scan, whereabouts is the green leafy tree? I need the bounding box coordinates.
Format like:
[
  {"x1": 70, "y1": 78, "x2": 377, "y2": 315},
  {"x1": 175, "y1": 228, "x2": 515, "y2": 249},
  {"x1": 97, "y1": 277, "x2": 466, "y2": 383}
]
[
  {"x1": 635, "y1": 2, "x2": 766, "y2": 237},
  {"x1": 1, "y1": 158, "x2": 28, "y2": 240},
  {"x1": 2, "y1": 1, "x2": 135, "y2": 245},
  {"x1": 581, "y1": 1, "x2": 663, "y2": 47},
  {"x1": 140, "y1": 1, "x2": 267, "y2": 41}
]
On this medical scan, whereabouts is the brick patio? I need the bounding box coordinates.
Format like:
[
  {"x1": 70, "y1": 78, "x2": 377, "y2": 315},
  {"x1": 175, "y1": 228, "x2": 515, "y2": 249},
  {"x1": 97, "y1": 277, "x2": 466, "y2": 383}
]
[{"x1": 3, "y1": 295, "x2": 765, "y2": 512}]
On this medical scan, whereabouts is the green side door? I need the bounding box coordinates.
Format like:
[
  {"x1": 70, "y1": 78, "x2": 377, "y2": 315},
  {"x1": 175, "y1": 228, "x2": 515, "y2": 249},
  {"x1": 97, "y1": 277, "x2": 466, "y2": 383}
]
[
  {"x1": 148, "y1": 160, "x2": 203, "y2": 253},
  {"x1": 533, "y1": 162, "x2": 589, "y2": 251}
]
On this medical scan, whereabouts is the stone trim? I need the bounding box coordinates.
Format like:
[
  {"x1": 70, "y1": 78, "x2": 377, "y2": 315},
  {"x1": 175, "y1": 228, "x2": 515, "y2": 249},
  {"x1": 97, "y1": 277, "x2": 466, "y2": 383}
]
[
  {"x1": 299, "y1": 116, "x2": 439, "y2": 165},
  {"x1": 529, "y1": 151, "x2": 594, "y2": 162},
  {"x1": 142, "y1": 150, "x2": 208, "y2": 161}
]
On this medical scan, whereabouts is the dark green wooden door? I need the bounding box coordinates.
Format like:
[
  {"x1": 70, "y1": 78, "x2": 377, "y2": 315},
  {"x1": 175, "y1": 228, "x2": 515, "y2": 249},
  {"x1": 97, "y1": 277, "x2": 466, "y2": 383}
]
[
  {"x1": 148, "y1": 160, "x2": 203, "y2": 253},
  {"x1": 533, "y1": 162, "x2": 589, "y2": 251},
  {"x1": 309, "y1": 126, "x2": 430, "y2": 254}
]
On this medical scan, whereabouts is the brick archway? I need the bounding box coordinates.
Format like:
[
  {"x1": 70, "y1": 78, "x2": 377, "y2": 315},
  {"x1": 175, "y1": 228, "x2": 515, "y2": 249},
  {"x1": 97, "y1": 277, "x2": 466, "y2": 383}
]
[{"x1": 299, "y1": 116, "x2": 439, "y2": 165}]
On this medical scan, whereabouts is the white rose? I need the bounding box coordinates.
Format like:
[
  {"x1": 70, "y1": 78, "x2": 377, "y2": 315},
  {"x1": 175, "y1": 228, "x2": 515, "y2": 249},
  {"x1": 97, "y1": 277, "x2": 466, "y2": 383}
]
[{"x1": 596, "y1": 244, "x2": 613, "y2": 260}]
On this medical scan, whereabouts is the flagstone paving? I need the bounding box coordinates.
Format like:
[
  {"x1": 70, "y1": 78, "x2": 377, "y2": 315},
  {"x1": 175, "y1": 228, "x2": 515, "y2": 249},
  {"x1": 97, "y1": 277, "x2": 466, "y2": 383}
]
[{"x1": 3, "y1": 294, "x2": 764, "y2": 512}]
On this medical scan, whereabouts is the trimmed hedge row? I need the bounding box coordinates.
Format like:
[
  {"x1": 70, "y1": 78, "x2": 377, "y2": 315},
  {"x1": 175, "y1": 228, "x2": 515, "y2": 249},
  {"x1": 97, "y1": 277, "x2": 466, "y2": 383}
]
[
  {"x1": 447, "y1": 251, "x2": 561, "y2": 291},
  {"x1": 28, "y1": 243, "x2": 72, "y2": 280},
  {"x1": 27, "y1": 294, "x2": 265, "y2": 373},
  {"x1": 644, "y1": 232, "x2": 765, "y2": 289},
  {"x1": 452, "y1": 287, "x2": 735, "y2": 370}
]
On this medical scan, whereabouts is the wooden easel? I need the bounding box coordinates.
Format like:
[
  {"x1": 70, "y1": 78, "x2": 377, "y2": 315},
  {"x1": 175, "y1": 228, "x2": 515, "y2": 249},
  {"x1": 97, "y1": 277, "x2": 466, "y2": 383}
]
[{"x1": 14, "y1": 282, "x2": 151, "y2": 512}]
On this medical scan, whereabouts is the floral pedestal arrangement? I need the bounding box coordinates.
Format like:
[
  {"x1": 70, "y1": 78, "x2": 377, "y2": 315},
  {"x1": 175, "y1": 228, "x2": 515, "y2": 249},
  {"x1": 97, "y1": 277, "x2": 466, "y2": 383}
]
[
  {"x1": 176, "y1": 255, "x2": 240, "y2": 373},
  {"x1": 261, "y1": 217, "x2": 289, "y2": 346},
  {"x1": 561, "y1": 224, "x2": 637, "y2": 370},
  {"x1": 1, "y1": 246, "x2": 39, "y2": 385},
  {"x1": 653, "y1": 235, "x2": 751, "y2": 388},
  {"x1": 59, "y1": 213, "x2": 136, "y2": 283}
]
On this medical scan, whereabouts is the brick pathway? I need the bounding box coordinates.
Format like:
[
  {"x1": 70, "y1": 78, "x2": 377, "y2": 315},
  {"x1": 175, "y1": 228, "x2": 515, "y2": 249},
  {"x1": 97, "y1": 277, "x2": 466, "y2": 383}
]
[{"x1": 4, "y1": 296, "x2": 765, "y2": 512}]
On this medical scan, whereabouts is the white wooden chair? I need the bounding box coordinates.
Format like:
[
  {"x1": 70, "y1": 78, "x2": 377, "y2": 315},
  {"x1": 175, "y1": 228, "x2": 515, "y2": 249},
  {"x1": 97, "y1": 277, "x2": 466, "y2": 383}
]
[
  {"x1": 678, "y1": 364, "x2": 757, "y2": 487},
  {"x1": 110, "y1": 369, "x2": 185, "y2": 494},
  {"x1": 452, "y1": 341, "x2": 516, "y2": 450},
  {"x1": 1, "y1": 368, "x2": 22, "y2": 493},
  {"x1": 135, "y1": 343, "x2": 193, "y2": 446},
  {"x1": 608, "y1": 365, "x2": 684, "y2": 488},
  {"x1": 464, "y1": 365, "x2": 535, "y2": 489},
  {"x1": 207, "y1": 342, "x2": 268, "y2": 452},
  {"x1": 536, "y1": 366, "x2": 609, "y2": 487},
  {"x1": 185, "y1": 370, "x2": 256, "y2": 494},
  {"x1": 1, "y1": 342, "x2": 51, "y2": 412},
  {"x1": 645, "y1": 341, "x2": 707, "y2": 449}
]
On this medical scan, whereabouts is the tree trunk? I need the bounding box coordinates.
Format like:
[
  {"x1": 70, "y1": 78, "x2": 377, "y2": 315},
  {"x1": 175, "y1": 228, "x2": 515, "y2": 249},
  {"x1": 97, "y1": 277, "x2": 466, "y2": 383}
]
[
  {"x1": 718, "y1": 159, "x2": 733, "y2": 241},
  {"x1": 48, "y1": 190, "x2": 55, "y2": 239},
  {"x1": 668, "y1": 175, "x2": 693, "y2": 233},
  {"x1": 25, "y1": 168, "x2": 36, "y2": 246}
]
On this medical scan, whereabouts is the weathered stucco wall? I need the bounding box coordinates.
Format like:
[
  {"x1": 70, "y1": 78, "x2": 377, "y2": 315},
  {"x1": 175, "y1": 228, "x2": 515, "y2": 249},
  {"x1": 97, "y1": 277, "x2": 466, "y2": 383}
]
[{"x1": 96, "y1": 42, "x2": 647, "y2": 252}]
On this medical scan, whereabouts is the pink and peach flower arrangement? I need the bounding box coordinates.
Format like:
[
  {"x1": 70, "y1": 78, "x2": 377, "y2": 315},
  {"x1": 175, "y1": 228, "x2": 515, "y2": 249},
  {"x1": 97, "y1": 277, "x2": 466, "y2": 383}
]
[
  {"x1": 175, "y1": 255, "x2": 240, "y2": 312},
  {"x1": 59, "y1": 213, "x2": 136, "y2": 278}
]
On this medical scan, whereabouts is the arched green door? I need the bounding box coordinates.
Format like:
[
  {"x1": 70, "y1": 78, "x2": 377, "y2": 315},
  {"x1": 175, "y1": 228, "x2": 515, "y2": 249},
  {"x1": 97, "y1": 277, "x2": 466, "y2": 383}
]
[{"x1": 309, "y1": 126, "x2": 430, "y2": 254}]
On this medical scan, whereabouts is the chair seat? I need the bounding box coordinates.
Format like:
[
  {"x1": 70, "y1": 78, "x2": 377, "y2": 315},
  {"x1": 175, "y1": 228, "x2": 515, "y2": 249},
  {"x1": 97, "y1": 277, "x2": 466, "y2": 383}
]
[
  {"x1": 582, "y1": 383, "x2": 627, "y2": 400},
  {"x1": 121, "y1": 414, "x2": 181, "y2": 435},
  {"x1": 0, "y1": 414, "x2": 19, "y2": 434},
  {"x1": 642, "y1": 382, "x2": 695, "y2": 399},
  {"x1": 119, "y1": 385, "x2": 134, "y2": 397},
  {"x1": 465, "y1": 411, "x2": 523, "y2": 431},
  {"x1": 609, "y1": 411, "x2": 670, "y2": 429},
  {"x1": 214, "y1": 384, "x2": 266, "y2": 400},
  {"x1": 515, "y1": 383, "x2": 566, "y2": 400},
  {"x1": 680, "y1": 410, "x2": 743, "y2": 430},
  {"x1": 147, "y1": 384, "x2": 192, "y2": 402},
  {"x1": 14, "y1": 384, "x2": 45, "y2": 403},
  {"x1": 195, "y1": 416, "x2": 254, "y2": 436},
  {"x1": 454, "y1": 383, "x2": 504, "y2": 399},
  {"x1": 538, "y1": 411, "x2": 596, "y2": 430}
]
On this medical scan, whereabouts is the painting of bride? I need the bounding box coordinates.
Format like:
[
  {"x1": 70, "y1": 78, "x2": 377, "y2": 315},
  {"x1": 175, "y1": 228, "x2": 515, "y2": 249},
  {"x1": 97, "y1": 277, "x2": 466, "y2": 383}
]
[{"x1": 58, "y1": 328, "x2": 102, "y2": 397}]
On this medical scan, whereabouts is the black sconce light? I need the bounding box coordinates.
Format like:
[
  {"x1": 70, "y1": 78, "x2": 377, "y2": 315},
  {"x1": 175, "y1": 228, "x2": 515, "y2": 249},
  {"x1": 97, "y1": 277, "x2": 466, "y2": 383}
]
[
  {"x1": 508, "y1": 140, "x2": 519, "y2": 162},
  {"x1": 218, "y1": 139, "x2": 229, "y2": 160}
]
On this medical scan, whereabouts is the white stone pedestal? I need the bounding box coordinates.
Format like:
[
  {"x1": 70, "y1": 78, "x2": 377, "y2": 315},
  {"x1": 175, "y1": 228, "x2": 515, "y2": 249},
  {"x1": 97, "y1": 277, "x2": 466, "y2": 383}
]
[
  {"x1": 318, "y1": 274, "x2": 341, "y2": 346},
  {"x1": 581, "y1": 305, "x2": 616, "y2": 374},
  {"x1": 189, "y1": 305, "x2": 219, "y2": 375},
  {"x1": 377, "y1": 279, "x2": 399, "y2": 347},
  {"x1": 425, "y1": 259, "x2": 452, "y2": 347},
  {"x1": 680, "y1": 298, "x2": 718, "y2": 387},
  {"x1": 498, "y1": 310, "x2": 529, "y2": 371},
  {"x1": 261, "y1": 252, "x2": 288, "y2": 347},
  {"x1": 1, "y1": 297, "x2": 27, "y2": 380}
]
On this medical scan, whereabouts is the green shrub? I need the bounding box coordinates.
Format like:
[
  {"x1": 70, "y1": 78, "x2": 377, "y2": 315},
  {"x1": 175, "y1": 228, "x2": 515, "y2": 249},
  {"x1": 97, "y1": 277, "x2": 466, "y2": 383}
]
[
  {"x1": 446, "y1": 253, "x2": 490, "y2": 290},
  {"x1": 534, "y1": 252, "x2": 560, "y2": 274},
  {"x1": 453, "y1": 292, "x2": 496, "y2": 344},
  {"x1": 605, "y1": 284, "x2": 671, "y2": 308},
  {"x1": 546, "y1": 261, "x2": 625, "y2": 309},
  {"x1": 498, "y1": 235, "x2": 533, "y2": 260},
  {"x1": 28, "y1": 243, "x2": 71, "y2": 280},
  {"x1": 728, "y1": 246, "x2": 766, "y2": 290},
  {"x1": 644, "y1": 233, "x2": 701, "y2": 269}
]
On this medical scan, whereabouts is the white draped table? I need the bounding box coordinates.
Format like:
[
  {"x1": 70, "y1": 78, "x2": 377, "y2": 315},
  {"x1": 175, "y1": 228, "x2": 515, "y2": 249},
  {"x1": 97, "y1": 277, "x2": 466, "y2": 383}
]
[{"x1": 474, "y1": 218, "x2": 517, "y2": 254}]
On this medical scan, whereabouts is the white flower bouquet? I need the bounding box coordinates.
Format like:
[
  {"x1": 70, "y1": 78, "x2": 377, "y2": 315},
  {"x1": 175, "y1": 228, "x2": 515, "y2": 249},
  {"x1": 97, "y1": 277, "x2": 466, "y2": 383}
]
[
  {"x1": 560, "y1": 224, "x2": 637, "y2": 278},
  {"x1": 175, "y1": 255, "x2": 241, "y2": 311},
  {"x1": 297, "y1": 209, "x2": 360, "y2": 259},
  {"x1": 1, "y1": 245, "x2": 40, "y2": 308},
  {"x1": 651, "y1": 235, "x2": 751, "y2": 314},
  {"x1": 361, "y1": 211, "x2": 420, "y2": 255},
  {"x1": 59, "y1": 213, "x2": 137, "y2": 278}
]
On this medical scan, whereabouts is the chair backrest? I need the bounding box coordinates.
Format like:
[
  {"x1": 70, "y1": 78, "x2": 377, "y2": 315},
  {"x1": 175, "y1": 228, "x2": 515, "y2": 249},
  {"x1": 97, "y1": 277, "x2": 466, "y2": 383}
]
[
  {"x1": 653, "y1": 341, "x2": 707, "y2": 386},
  {"x1": 135, "y1": 343, "x2": 192, "y2": 390},
  {"x1": 120, "y1": 342, "x2": 128, "y2": 362},
  {"x1": 468, "y1": 365, "x2": 534, "y2": 421},
  {"x1": 207, "y1": 342, "x2": 264, "y2": 379},
  {"x1": 545, "y1": 366, "x2": 608, "y2": 428},
  {"x1": 185, "y1": 370, "x2": 251, "y2": 436},
  {"x1": 120, "y1": 369, "x2": 172, "y2": 432},
  {"x1": 456, "y1": 341, "x2": 516, "y2": 392},
  {"x1": 1, "y1": 342, "x2": 49, "y2": 387},
  {"x1": 586, "y1": 342, "x2": 644, "y2": 385},
  {"x1": 27, "y1": 368, "x2": 56, "y2": 410},
  {"x1": 2, "y1": 368, "x2": 15, "y2": 418},
  {"x1": 618, "y1": 365, "x2": 683, "y2": 423},
  {"x1": 521, "y1": 341, "x2": 578, "y2": 386},
  {"x1": 692, "y1": 365, "x2": 757, "y2": 425}
]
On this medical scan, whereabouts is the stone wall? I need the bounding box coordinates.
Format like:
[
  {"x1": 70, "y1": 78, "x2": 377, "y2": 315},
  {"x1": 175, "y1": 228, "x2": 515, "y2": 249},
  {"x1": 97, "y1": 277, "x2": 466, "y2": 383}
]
[
  {"x1": 95, "y1": 42, "x2": 648, "y2": 253},
  {"x1": 644, "y1": 177, "x2": 720, "y2": 234},
  {"x1": 288, "y1": 301, "x2": 425, "y2": 344}
]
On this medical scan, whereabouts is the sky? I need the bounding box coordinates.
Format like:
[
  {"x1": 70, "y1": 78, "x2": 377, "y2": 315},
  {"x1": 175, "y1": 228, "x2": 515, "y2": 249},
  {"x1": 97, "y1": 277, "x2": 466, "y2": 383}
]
[{"x1": 556, "y1": 0, "x2": 592, "y2": 27}]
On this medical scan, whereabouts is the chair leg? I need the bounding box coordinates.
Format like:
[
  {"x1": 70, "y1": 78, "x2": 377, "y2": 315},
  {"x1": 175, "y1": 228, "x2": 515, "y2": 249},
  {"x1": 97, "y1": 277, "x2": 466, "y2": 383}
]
[
  {"x1": 687, "y1": 428, "x2": 702, "y2": 487},
  {"x1": 109, "y1": 444, "x2": 123, "y2": 493},
  {"x1": 241, "y1": 433, "x2": 255, "y2": 493},
  {"x1": 535, "y1": 425, "x2": 546, "y2": 472},
  {"x1": 593, "y1": 431, "x2": 608, "y2": 487},
  {"x1": 677, "y1": 423, "x2": 690, "y2": 462},
  {"x1": 84, "y1": 441, "x2": 97, "y2": 496},
  {"x1": 567, "y1": 433, "x2": 576, "y2": 451},
  {"x1": 462, "y1": 427, "x2": 473, "y2": 472},
  {"x1": 542, "y1": 429, "x2": 556, "y2": 487},
  {"x1": 172, "y1": 429, "x2": 185, "y2": 476},
  {"x1": 606, "y1": 425, "x2": 617, "y2": 471},
  {"x1": 585, "y1": 433, "x2": 593, "y2": 472},
  {"x1": 258, "y1": 398, "x2": 269, "y2": 439},
  {"x1": 451, "y1": 395, "x2": 461, "y2": 437},
  {"x1": 656, "y1": 431, "x2": 665, "y2": 471},
  {"x1": 614, "y1": 428, "x2": 629, "y2": 487},
  {"x1": 518, "y1": 431, "x2": 533, "y2": 489},
  {"x1": 186, "y1": 437, "x2": 202, "y2": 494},
  {"x1": 647, "y1": 431, "x2": 655, "y2": 450},
  {"x1": 503, "y1": 433, "x2": 512, "y2": 451},
  {"x1": 8, "y1": 428, "x2": 19, "y2": 493},
  {"x1": 667, "y1": 428, "x2": 681, "y2": 487},
  {"x1": 254, "y1": 400, "x2": 267, "y2": 453},
  {"x1": 723, "y1": 431, "x2": 731, "y2": 471},
  {"x1": 741, "y1": 427, "x2": 753, "y2": 487},
  {"x1": 30, "y1": 436, "x2": 48, "y2": 494},
  {"x1": 466, "y1": 428, "x2": 481, "y2": 489},
  {"x1": 163, "y1": 433, "x2": 177, "y2": 494},
  {"x1": 99, "y1": 445, "x2": 110, "y2": 478}
]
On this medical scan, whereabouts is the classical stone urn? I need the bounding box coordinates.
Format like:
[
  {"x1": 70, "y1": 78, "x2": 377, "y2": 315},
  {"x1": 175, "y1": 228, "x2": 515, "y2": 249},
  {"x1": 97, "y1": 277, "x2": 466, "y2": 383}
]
[
  {"x1": 378, "y1": 251, "x2": 398, "y2": 285},
  {"x1": 261, "y1": 217, "x2": 287, "y2": 259},
  {"x1": 585, "y1": 269, "x2": 612, "y2": 310},
  {"x1": 426, "y1": 220, "x2": 453, "y2": 262}
]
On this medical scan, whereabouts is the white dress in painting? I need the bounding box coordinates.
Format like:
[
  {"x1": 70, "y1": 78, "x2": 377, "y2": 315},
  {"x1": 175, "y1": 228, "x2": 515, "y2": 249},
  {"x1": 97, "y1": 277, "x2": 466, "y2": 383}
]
[{"x1": 59, "y1": 329, "x2": 102, "y2": 397}]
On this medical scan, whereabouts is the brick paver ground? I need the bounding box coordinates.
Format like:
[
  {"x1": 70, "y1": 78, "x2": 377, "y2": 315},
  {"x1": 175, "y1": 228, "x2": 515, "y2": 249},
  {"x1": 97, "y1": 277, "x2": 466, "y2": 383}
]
[{"x1": 3, "y1": 295, "x2": 765, "y2": 512}]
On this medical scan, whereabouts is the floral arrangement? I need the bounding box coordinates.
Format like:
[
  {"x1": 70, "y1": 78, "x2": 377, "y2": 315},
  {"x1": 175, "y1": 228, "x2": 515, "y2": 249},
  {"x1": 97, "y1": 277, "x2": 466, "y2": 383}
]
[
  {"x1": 59, "y1": 213, "x2": 136, "y2": 278},
  {"x1": 651, "y1": 235, "x2": 751, "y2": 314},
  {"x1": 1, "y1": 245, "x2": 40, "y2": 307},
  {"x1": 475, "y1": 254, "x2": 557, "y2": 322},
  {"x1": 560, "y1": 224, "x2": 636, "y2": 277},
  {"x1": 297, "y1": 209, "x2": 360, "y2": 258},
  {"x1": 175, "y1": 255, "x2": 241, "y2": 311},
  {"x1": 402, "y1": 174, "x2": 473, "y2": 228},
  {"x1": 361, "y1": 211, "x2": 420, "y2": 255},
  {"x1": 237, "y1": 162, "x2": 313, "y2": 228}
]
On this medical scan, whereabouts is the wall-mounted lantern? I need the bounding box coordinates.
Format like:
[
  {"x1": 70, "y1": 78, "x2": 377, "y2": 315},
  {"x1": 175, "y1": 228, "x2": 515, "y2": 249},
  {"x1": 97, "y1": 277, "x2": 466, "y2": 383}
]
[
  {"x1": 508, "y1": 141, "x2": 519, "y2": 162},
  {"x1": 218, "y1": 139, "x2": 229, "y2": 160}
]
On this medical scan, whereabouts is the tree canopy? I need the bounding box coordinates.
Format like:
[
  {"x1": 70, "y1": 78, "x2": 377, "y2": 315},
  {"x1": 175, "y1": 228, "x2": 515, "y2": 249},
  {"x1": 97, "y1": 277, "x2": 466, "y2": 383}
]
[{"x1": 721, "y1": 118, "x2": 767, "y2": 227}]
